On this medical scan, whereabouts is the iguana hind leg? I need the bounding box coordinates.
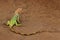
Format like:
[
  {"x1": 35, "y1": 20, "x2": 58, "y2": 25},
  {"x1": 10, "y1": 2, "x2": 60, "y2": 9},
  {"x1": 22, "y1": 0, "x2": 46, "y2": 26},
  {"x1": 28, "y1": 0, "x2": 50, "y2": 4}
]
[{"x1": 7, "y1": 21, "x2": 10, "y2": 26}]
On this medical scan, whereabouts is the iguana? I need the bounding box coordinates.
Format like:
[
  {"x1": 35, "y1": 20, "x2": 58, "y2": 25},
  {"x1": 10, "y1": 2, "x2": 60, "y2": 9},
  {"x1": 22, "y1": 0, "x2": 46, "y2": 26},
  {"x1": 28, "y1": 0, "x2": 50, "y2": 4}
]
[
  {"x1": 6, "y1": 8, "x2": 41, "y2": 36},
  {"x1": 7, "y1": 8, "x2": 22, "y2": 28}
]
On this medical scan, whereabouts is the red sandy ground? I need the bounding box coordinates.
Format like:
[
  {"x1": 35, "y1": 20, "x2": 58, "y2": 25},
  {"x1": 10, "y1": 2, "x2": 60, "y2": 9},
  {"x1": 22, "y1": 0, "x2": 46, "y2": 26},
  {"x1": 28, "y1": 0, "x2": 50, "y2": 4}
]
[{"x1": 0, "y1": 0, "x2": 60, "y2": 40}]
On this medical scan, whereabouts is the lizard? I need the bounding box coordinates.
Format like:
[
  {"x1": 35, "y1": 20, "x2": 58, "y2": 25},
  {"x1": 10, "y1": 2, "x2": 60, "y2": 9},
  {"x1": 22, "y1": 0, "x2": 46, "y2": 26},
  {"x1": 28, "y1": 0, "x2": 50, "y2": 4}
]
[
  {"x1": 6, "y1": 8, "x2": 22, "y2": 28},
  {"x1": 6, "y1": 8, "x2": 41, "y2": 36}
]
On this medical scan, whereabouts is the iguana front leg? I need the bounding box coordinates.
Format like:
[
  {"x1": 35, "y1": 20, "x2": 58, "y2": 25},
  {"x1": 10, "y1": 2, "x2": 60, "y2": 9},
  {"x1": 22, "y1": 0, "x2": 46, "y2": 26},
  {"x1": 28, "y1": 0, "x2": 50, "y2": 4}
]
[
  {"x1": 17, "y1": 14, "x2": 20, "y2": 23},
  {"x1": 16, "y1": 13, "x2": 22, "y2": 26},
  {"x1": 16, "y1": 22, "x2": 22, "y2": 26}
]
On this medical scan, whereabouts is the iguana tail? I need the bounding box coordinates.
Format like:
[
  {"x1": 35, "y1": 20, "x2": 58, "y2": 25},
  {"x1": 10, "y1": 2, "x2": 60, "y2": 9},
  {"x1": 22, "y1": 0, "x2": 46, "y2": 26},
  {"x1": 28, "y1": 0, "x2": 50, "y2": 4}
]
[{"x1": 10, "y1": 28, "x2": 43, "y2": 36}]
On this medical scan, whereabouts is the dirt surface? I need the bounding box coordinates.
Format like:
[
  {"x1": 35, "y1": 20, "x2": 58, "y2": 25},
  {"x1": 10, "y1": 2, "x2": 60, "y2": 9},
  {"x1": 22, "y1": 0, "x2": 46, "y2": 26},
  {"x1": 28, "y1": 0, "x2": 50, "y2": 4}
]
[{"x1": 0, "y1": 0, "x2": 60, "y2": 40}]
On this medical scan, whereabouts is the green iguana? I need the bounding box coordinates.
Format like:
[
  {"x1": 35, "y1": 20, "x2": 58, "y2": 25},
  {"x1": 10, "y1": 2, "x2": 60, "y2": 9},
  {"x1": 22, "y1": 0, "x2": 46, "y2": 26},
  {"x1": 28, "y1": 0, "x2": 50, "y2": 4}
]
[
  {"x1": 7, "y1": 8, "x2": 22, "y2": 28},
  {"x1": 6, "y1": 8, "x2": 40, "y2": 36}
]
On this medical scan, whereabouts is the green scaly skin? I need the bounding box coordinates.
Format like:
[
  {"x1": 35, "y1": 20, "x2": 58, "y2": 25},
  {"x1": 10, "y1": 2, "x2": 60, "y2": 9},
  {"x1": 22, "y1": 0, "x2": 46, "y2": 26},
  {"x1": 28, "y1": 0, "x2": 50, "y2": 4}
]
[{"x1": 6, "y1": 13, "x2": 22, "y2": 28}]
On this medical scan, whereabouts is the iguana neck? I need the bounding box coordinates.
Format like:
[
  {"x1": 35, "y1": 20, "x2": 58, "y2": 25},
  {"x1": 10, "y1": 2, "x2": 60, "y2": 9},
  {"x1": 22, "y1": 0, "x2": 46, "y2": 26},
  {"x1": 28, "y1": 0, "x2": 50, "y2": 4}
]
[{"x1": 11, "y1": 13, "x2": 19, "y2": 20}]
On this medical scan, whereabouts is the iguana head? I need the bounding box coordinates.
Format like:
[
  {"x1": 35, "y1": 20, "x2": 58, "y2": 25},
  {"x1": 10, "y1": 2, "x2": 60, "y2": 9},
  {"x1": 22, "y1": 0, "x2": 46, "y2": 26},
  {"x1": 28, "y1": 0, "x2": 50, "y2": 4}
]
[{"x1": 15, "y1": 8, "x2": 23, "y2": 14}]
